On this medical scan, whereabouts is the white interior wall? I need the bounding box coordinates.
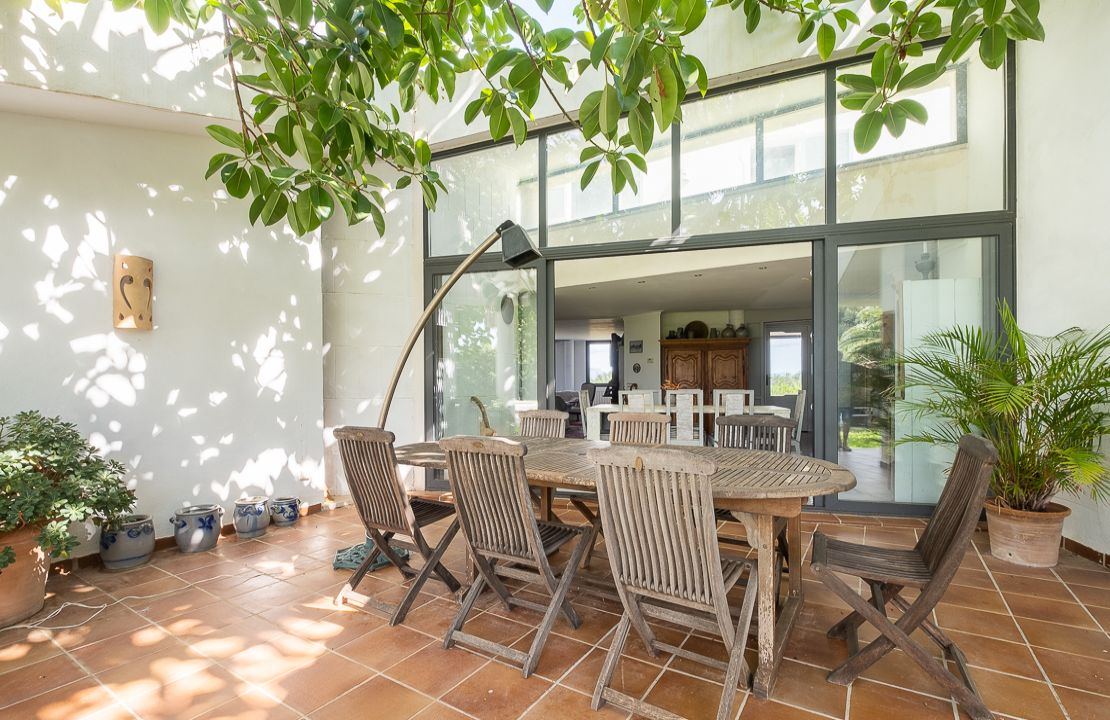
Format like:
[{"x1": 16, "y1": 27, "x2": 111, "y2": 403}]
[
  {"x1": 622, "y1": 312, "x2": 662, "y2": 392},
  {"x1": 1016, "y1": 1, "x2": 1110, "y2": 555},
  {"x1": 0, "y1": 110, "x2": 325, "y2": 555}
]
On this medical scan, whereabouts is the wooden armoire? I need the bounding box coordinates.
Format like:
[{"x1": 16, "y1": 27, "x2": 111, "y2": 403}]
[{"x1": 661, "y1": 337, "x2": 750, "y2": 402}]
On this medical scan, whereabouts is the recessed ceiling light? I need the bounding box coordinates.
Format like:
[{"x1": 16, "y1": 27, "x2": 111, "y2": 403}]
[
  {"x1": 637, "y1": 280, "x2": 646, "y2": 284},
  {"x1": 693, "y1": 273, "x2": 703, "y2": 278},
  {"x1": 588, "y1": 286, "x2": 597, "y2": 290},
  {"x1": 758, "y1": 265, "x2": 768, "y2": 271}
]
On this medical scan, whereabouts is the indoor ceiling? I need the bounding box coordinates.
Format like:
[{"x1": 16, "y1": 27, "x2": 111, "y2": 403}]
[{"x1": 555, "y1": 253, "x2": 813, "y2": 321}]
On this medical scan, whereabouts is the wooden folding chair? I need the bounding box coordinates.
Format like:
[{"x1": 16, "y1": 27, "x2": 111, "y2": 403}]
[
  {"x1": 811, "y1": 435, "x2": 1000, "y2": 720},
  {"x1": 587, "y1": 445, "x2": 758, "y2": 720},
  {"x1": 333, "y1": 426, "x2": 461, "y2": 625},
  {"x1": 440, "y1": 436, "x2": 590, "y2": 678}
]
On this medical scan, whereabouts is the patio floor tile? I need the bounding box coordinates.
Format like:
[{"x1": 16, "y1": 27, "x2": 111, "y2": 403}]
[{"x1": 5, "y1": 507, "x2": 1109, "y2": 720}]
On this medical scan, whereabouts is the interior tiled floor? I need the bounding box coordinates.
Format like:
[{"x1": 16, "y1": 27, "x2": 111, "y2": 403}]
[{"x1": 3, "y1": 505, "x2": 1109, "y2": 720}]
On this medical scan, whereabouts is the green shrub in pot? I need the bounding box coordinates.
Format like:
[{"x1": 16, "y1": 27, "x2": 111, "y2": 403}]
[
  {"x1": 897, "y1": 302, "x2": 1110, "y2": 566},
  {"x1": 1, "y1": 411, "x2": 135, "y2": 624}
]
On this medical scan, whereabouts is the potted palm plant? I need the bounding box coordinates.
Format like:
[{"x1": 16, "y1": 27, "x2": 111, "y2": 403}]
[
  {"x1": 1, "y1": 412, "x2": 135, "y2": 626},
  {"x1": 897, "y1": 302, "x2": 1110, "y2": 567}
]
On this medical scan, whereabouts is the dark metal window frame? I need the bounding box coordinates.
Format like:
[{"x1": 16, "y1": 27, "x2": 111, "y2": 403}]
[{"x1": 421, "y1": 42, "x2": 1018, "y2": 515}]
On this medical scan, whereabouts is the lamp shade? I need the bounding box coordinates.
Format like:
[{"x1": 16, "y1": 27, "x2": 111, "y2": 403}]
[{"x1": 498, "y1": 220, "x2": 541, "y2": 268}]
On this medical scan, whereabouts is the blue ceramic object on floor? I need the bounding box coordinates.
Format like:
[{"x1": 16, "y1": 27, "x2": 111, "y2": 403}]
[
  {"x1": 170, "y1": 504, "x2": 224, "y2": 553},
  {"x1": 99, "y1": 514, "x2": 155, "y2": 571},
  {"x1": 233, "y1": 496, "x2": 271, "y2": 538},
  {"x1": 270, "y1": 496, "x2": 301, "y2": 527}
]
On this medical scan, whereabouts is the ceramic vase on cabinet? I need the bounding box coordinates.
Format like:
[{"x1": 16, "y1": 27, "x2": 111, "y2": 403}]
[
  {"x1": 233, "y1": 496, "x2": 271, "y2": 539},
  {"x1": 170, "y1": 505, "x2": 223, "y2": 553}
]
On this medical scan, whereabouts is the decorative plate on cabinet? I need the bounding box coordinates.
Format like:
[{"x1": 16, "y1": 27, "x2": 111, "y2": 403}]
[{"x1": 684, "y1": 320, "x2": 709, "y2": 339}]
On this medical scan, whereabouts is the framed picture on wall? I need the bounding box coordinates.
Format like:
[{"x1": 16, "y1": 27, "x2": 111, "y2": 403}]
[{"x1": 629, "y1": 340, "x2": 643, "y2": 354}]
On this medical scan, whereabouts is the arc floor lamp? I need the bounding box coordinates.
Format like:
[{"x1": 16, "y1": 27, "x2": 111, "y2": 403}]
[
  {"x1": 334, "y1": 220, "x2": 541, "y2": 572},
  {"x1": 376, "y1": 219, "x2": 542, "y2": 429}
]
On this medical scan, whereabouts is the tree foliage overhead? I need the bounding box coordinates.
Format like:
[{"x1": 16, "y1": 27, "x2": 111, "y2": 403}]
[{"x1": 49, "y1": 0, "x2": 1044, "y2": 236}]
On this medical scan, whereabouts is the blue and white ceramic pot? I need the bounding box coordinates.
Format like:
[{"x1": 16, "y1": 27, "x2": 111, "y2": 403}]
[
  {"x1": 170, "y1": 504, "x2": 224, "y2": 553},
  {"x1": 270, "y1": 496, "x2": 301, "y2": 527},
  {"x1": 233, "y1": 496, "x2": 271, "y2": 539},
  {"x1": 99, "y1": 514, "x2": 155, "y2": 571}
]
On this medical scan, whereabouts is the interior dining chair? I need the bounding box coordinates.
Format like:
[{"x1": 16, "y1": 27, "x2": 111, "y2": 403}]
[
  {"x1": 617, "y1": 389, "x2": 657, "y2": 412},
  {"x1": 811, "y1": 435, "x2": 1000, "y2": 720},
  {"x1": 440, "y1": 436, "x2": 590, "y2": 679},
  {"x1": 333, "y1": 426, "x2": 462, "y2": 626},
  {"x1": 518, "y1": 409, "x2": 568, "y2": 438},
  {"x1": 665, "y1": 388, "x2": 705, "y2": 446},
  {"x1": 791, "y1": 389, "x2": 807, "y2": 453},
  {"x1": 578, "y1": 388, "x2": 595, "y2": 439},
  {"x1": 586, "y1": 445, "x2": 758, "y2": 720},
  {"x1": 712, "y1": 388, "x2": 754, "y2": 417}
]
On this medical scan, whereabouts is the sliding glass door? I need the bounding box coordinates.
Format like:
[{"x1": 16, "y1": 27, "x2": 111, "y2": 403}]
[
  {"x1": 432, "y1": 268, "x2": 538, "y2": 439},
  {"x1": 832, "y1": 236, "x2": 997, "y2": 507}
]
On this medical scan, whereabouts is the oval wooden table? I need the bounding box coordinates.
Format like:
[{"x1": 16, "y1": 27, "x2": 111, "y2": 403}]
[{"x1": 394, "y1": 436, "x2": 855, "y2": 698}]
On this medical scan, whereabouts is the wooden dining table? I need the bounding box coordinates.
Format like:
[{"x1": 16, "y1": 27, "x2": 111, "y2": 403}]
[{"x1": 394, "y1": 436, "x2": 855, "y2": 698}]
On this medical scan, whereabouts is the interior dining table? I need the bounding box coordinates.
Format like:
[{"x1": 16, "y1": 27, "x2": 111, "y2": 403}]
[
  {"x1": 584, "y1": 403, "x2": 792, "y2": 441},
  {"x1": 394, "y1": 435, "x2": 856, "y2": 698}
]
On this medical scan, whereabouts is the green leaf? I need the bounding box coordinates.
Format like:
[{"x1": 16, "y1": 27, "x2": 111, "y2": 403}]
[
  {"x1": 206, "y1": 125, "x2": 245, "y2": 151},
  {"x1": 980, "y1": 0, "x2": 1005, "y2": 25},
  {"x1": 487, "y1": 49, "x2": 517, "y2": 76},
  {"x1": 205, "y1": 153, "x2": 237, "y2": 180},
  {"x1": 292, "y1": 125, "x2": 323, "y2": 167},
  {"x1": 744, "y1": 4, "x2": 760, "y2": 33},
  {"x1": 648, "y1": 59, "x2": 679, "y2": 130},
  {"x1": 980, "y1": 25, "x2": 1008, "y2": 69},
  {"x1": 897, "y1": 63, "x2": 941, "y2": 91},
  {"x1": 580, "y1": 160, "x2": 601, "y2": 190},
  {"x1": 535, "y1": 0, "x2": 554, "y2": 11},
  {"x1": 628, "y1": 101, "x2": 654, "y2": 154},
  {"x1": 870, "y1": 45, "x2": 890, "y2": 87},
  {"x1": 600, "y1": 84, "x2": 620, "y2": 139},
  {"x1": 508, "y1": 108, "x2": 527, "y2": 145},
  {"x1": 817, "y1": 24, "x2": 835, "y2": 61},
  {"x1": 488, "y1": 100, "x2": 510, "y2": 140},
  {"x1": 144, "y1": 0, "x2": 171, "y2": 34},
  {"x1": 675, "y1": 0, "x2": 707, "y2": 35},
  {"x1": 853, "y1": 111, "x2": 884, "y2": 154},
  {"x1": 917, "y1": 12, "x2": 942, "y2": 40},
  {"x1": 837, "y1": 73, "x2": 876, "y2": 93},
  {"x1": 882, "y1": 104, "x2": 907, "y2": 137},
  {"x1": 870, "y1": 0, "x2": 889, "y2": 11},
  {"x1": 225, "y1": 167, "x2": 251, "y2": 199},
  {"x1": 464, "y1": 97, "x2": 485, "y2": 125},
  {"x1": 415, "y1": 139, "x2": 431, "y2": 167},
  {"x1": 895, "y1": 98, "x2": 928, "y2": 124},
  {"x1": 591, "y1": 26, "x2": 615, "y2": 68}
]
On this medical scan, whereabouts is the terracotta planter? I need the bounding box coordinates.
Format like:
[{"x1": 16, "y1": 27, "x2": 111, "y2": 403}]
[
  {"x1": 984, "y1": 500, "x2": 1071, "y2": 568},
  {"x1": 0, "y1": 525, "x2": 49, "y2": 628}
]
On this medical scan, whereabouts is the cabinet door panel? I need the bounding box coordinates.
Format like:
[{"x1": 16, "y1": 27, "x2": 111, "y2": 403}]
[
  {"x1": 667, "y1": 350, "x2": 702, "y2": 388},
  {"x1": 707, "y1": 349, "x2": 744, "y2": 389}
]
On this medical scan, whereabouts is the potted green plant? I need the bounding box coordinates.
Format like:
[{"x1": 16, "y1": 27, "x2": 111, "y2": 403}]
[
  {"x1": 1, "y1": 411, "x2": 135, "y2": 626},
  {"x1": 897, "y1": 302, "x2": 1110, "y2": 567}
]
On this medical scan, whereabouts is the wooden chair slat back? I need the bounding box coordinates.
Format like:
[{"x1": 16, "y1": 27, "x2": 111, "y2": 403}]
[
  {"x1": 334, "y1": 426, "x2": 413, "y2": 536},
  {"x1": 588, "y1": 446, "x2": 723, "y2": 606},
  {"x1": 792, "y1": 390, "x2": 807, "y2": 441},
  {"x1": 609, "y1": 412, "x2": 669, "y2": 446},
  {"x1": 441, "y1": 436, "x2": 541, "y2": 561},
  {"x1": 712, "y1": 389, "x2": 754, "y2": 416},
  {"x1": 519, "y1": 409, "x2": 569, "y2": 439},
  {"x1": 714, "y1": 414, "x2": 796, "y2": 453},
  {"x1": 618, "y1": 390, "x2": 657, "y2": 412},
  {"x1": 917, "y1": 435, "x2": 999, "y2": 576}
]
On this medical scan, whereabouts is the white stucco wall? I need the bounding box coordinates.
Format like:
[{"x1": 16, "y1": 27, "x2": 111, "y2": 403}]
[
  {"x1": 1015, "y1": 1, "x2": 1110, "y2": 554},
  {"x1": 321, "y1": 183, "x2": 426, "y2": 497},
  {"x1": 0, "y1": 110, "x2": 325, "y2": 554}
]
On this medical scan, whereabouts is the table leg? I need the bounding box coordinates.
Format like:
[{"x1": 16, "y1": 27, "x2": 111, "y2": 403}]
[
  {"x1": 753, "y1": 512, "x2": 776, "y2": 697},
  {"x1": 788, "y1": 514, "x2": 803, "y2": 598},
  {"x1": 539, "y1": 487, "x2": 556, "y2": 522}
]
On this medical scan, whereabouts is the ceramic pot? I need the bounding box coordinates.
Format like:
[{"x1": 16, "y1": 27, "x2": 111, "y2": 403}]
[
  {"x1": 736, "y1": 323, "x2": 750, "y2": 338},
  {"x1": 0, "y1": 525, "x2": 48, "y2": 628},
  {"x1": 984, "y1": 499, "x2": 1071, "y2": 568},
  {"x1": 270, "y1": 497, "x2": 302, "y2": 527},
  {"x1": 170, "y1": 505, "x2": 224, "y2": 553},
  {"x1": 99, "y1": 515, "x2": 155, "y2": 571},
  {"x1": 233, "y1": 496, "x2": 271, "y2": 539},
  {"x1": 721, "y1": 323, "x2": 737, "y2": 338}
]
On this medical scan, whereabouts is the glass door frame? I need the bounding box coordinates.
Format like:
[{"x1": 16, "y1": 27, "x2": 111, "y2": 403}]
[{"x1": 815, "y1": 220, "x2": 1015, "y2": 516}]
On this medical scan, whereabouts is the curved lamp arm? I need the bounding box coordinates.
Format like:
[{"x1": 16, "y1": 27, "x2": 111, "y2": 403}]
[{"x1": 377, "y1": 220, "x2": 539, "y2": 429}]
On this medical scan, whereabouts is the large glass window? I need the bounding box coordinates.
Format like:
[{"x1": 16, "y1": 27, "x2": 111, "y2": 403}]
[
  {"x1": 586, "y1": 341, "x2": 614, "y2": 384},
  {"x1": 427, "y1": 139, "x2": 539, "y2": 256},
  {"x1": 680, "y1": 74, "x2": 826, "y2": 234},
  {"x1": 546, "y1": 127, "x2": 672, "y2": 247},
  {"x1": 836, "y1": 236, "x2": 994, "y2": 504},
  {"x1": 836, "y1": 50, "x2": 1005, "y2": 222},
  {"x1": 433, "y1": 269, "x2": 537, "y2": 437}
]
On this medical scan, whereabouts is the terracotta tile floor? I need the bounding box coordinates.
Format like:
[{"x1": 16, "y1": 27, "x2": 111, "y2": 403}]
[{"x1": 3, "y1": 505, "x2": 1109, "y2": 720}]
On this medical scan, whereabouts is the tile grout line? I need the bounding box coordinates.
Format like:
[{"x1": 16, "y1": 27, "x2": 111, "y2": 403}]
[
  {"x1": 1049, "y1": 566, "x2": 1110, "y2": 639},
  {"x1": 973, "y1": 541, "x2": 1073, "y2": 720}
]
